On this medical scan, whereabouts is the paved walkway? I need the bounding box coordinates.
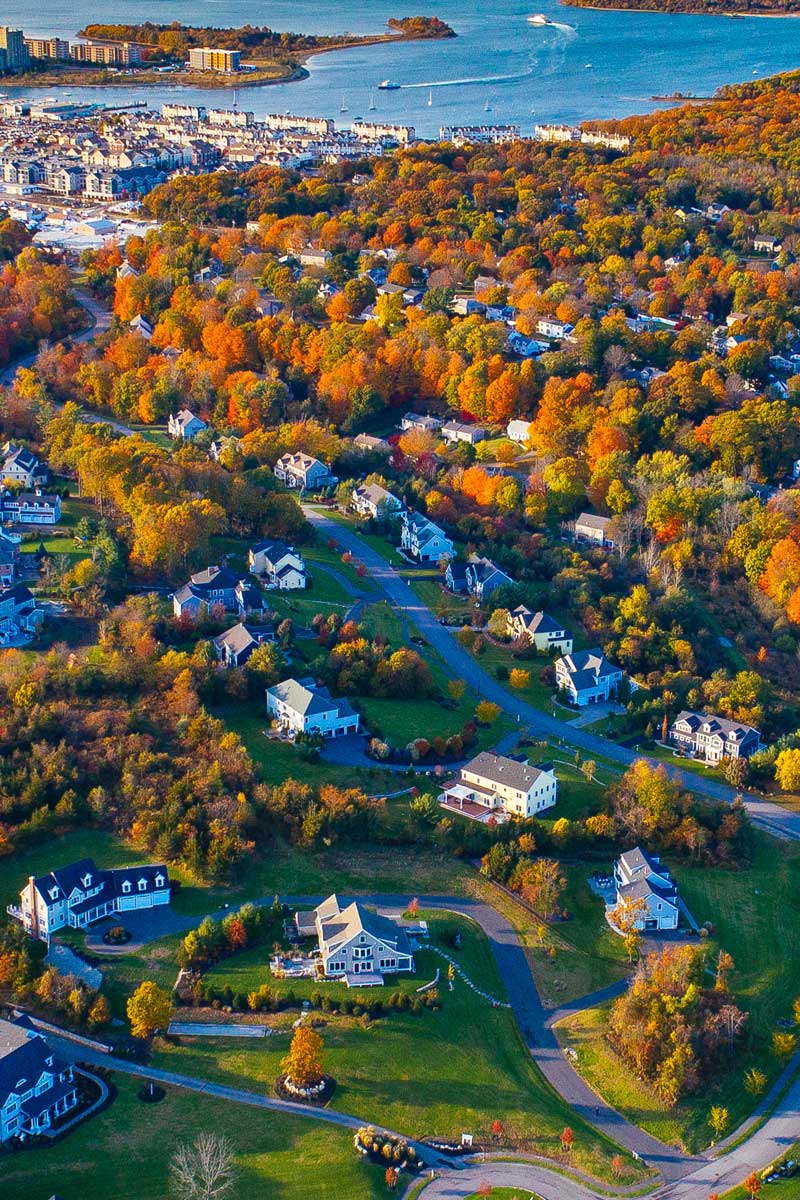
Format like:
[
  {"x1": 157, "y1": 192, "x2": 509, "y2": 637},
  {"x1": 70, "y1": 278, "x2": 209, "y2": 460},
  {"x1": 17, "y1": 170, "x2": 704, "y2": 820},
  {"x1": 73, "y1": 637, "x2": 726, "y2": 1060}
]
[{"x1": 304, "y1": 508, "x2": 800, "y2": 842}]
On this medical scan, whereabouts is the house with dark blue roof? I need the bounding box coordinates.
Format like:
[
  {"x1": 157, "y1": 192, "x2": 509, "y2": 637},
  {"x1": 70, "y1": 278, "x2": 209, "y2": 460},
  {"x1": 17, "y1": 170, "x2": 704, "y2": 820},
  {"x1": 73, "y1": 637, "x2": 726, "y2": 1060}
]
[{"x1": 0, "y1": 1016, "x2": 78, "y2": 1142}]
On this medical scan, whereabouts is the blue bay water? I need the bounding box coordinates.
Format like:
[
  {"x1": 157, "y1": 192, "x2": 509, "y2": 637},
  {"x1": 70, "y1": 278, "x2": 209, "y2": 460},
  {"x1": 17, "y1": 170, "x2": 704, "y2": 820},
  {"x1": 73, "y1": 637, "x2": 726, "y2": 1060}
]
[{"x1": 4, "y1": 0, "x2": 800, "y2": 134}]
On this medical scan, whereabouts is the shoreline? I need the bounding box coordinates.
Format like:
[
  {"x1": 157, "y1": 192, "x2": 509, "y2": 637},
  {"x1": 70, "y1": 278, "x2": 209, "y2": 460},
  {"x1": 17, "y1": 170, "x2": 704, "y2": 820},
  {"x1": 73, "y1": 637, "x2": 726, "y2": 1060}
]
[
  {"x1": 560, "y1": 1, "x2": 800, "y2": 15},
  {"x1": 0, "y1": 27, "x2": 453, "y2": 93}
]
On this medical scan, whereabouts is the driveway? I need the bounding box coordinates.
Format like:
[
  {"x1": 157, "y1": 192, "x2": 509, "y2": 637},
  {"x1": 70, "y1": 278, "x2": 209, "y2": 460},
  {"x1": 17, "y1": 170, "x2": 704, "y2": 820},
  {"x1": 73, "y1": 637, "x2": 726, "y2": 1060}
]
[
  {"x1": 304, "y1": 508, "x2": 800, "y2": 843},
  {"x1": 83, "y1": 906, "x2": 197, "y2": 953}
]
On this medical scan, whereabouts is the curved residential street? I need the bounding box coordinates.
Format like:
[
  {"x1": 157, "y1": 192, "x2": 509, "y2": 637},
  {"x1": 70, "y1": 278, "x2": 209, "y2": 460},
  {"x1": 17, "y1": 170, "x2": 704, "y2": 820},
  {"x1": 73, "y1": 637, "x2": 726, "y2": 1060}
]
[{"x1": 303, "y1": 506, "x2": 800, "y2": 843}]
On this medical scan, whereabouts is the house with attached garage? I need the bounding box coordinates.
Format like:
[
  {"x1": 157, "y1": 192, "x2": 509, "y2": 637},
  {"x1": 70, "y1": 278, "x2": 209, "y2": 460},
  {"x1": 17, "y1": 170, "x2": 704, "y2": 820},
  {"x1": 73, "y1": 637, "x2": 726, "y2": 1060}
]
[
  {"x1": 439, "y1": 751, "x2": 558, "y2": 822},
  {"x1": 300, "y1": 893, "x2": 415, "y2": 984},
  {"x1": 507, "y1": 606, "x2": 572, "y2": 654},
  {"x1": 399, "y1": 412, "x2": 442, "y2": 434},
  {"x1": 1, "y1": 443, "x2": 47, "y2": 488},
  {"x1": 441, "y1": 420, "x2": 486, "y2": 446},
  {"x1": 351, "y1": 482, "x2": 403, "y2": 521},
  {"x1": 212, "y1": 621, "x2": 275, "y2": 667},
  {"x1": 400, "y1": 511, "x2": 454, "y2": 563},
  {"x1": 669, "y1": 710, "x2": 761, "y2": 763},
  {"x1": 172, "y1": 565, "x2": 264, "y2": 620},
  {"x1": 274, "y1": 452, "x2": 337, "y2": 492},
  {"x1": 612, "y1": 846, "x2": 679, "y2": 932},
  {"x1": 8, "y1": 857, "x2": 170, "y2": 942},
  {"x1": 0, "y1": 489, "x2": 61, "y2": 526},
  {"x1": 266, "y1": 676, "x2": 360, "y2": 738},
  {"x1": 0, "y1": 1015, "x2": 79, "y2": 1143},
  {"x1": 248, "y1": 540, "x2": 307, "y2": 590},
  {"x1": 555, "y1": 647, "x2": 626, "y2": 706},
  {"x1": 168, "y1": 409, "x2": 208, "y2": 441}
]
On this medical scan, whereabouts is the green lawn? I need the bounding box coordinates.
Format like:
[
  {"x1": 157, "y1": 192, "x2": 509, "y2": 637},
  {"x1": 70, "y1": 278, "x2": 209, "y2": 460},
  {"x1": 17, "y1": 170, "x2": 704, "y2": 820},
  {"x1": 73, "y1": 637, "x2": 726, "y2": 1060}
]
[
  {"x1": 153, "y1": 911, "x2": 646, "y2": 1185},
  {"x1": 2, "y1": 1074, "x2": 386, "y2": 1200},
  {"x1": 556, "y1": 832, "x2": 800, "y2": 1152},
  {"x1": 722, "y1": 1142, "x2": 800, "y2": 1197}
]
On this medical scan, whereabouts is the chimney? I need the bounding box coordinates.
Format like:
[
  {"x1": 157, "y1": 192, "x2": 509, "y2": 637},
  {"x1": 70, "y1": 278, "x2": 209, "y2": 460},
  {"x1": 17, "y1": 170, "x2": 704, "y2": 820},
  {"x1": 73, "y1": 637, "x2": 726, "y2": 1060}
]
[{"x1": 28, "y1": 875, "x2": 39, "y2": 940}]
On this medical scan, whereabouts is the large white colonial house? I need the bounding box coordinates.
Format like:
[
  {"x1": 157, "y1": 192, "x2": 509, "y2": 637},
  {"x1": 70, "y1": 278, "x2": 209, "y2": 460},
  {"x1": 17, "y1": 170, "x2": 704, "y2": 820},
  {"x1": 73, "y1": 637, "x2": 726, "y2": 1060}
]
[
  {"x1": 669, "y1": 710, "x2": 761, "y2": 763},
  {"x1": 439, "y1": 751, "x2": 558, "y2": 822},
  {"x1": 351, "y1": 483, "x2": 403, "y2": 521},
  {"x1": 248, "y1": 540, "x2": 307, "y2": 590},
  {"x1": 298, "y1": 894, "x2": 415, "y2": 984},
  {"x1": 507, "y1": 606, "x2": 573, "y2": 654},
  {"x1": 0, "y1": 1016, "x2": 78, "y2": 1143},
  {"x1": 1, "y1": 443, "x2": 47, "y2": 489},
  {"x1": 555, "y1": 648, "x2": 626, "y2": 707},
  {"x1": 274, "y1": 453, "x2": 337, "y2": 491},
  {"x1": 266, "y1": 677, "x2": 360, "y2": 738},
  {"x1": 9, "y1": 858, "x2": 170, "y2": 943},
  {"x1": 612, "y1": 846, "x2": 679, "y2": 932},
  {"x1": 400, "y1": 511, "x2": 454, "y2": 563},
  {"x1": 0, "y1": 489, "x2": 61, "y2": 526}
]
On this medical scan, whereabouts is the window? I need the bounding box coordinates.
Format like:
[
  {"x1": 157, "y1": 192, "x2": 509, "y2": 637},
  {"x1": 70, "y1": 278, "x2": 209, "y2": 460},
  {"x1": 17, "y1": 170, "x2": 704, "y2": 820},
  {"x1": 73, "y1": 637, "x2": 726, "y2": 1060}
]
[
  {"x1": 138, "y1": 879, "x2": 147, "y2": 892},
  {"x1": 155, "y1": 874, "x2": 164, "y2": 888},
  {"x1": 122, "y1": 881, "x2": 131, "y2": 894}
]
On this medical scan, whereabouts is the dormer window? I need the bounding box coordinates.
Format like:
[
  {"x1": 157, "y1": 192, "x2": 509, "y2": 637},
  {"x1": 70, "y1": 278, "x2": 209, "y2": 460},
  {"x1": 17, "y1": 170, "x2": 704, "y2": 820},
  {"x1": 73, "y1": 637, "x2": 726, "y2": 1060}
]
[
  {"x1": 81, "y1": 873, "x2": 92, "y2": 888},
  {"x1": 155, "y1": 874, "x2": 164, "y2": 888},
  {"x1": 48, "y1": 887, "x2": 59, "y2": 901},
  {"x1": 122, "y1": 881, "x2": 132, "y2": 894},
  {"x1": 138, "y1": 879, "x2": 147, "y2": 892}
]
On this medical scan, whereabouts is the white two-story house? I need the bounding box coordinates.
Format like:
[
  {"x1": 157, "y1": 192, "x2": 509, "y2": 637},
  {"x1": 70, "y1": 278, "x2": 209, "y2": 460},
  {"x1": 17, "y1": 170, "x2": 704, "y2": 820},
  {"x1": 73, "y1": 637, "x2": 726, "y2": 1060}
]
[
  {"x1": 274, "y1": 453, "x2": 337, "y2": 491},
  {"x1": 248, "y1": 540, "x2": 307, "y2": 590},
  {"x1": 507, "y1": 606, "x2": 573, "y2": 654},
  {"x1": 555, "y1": 648, "x2": 626, "y2": 707},
  {"x1": 266, "y1": 677, "x2": 360, "y2": 738},
  {"x1": 9, "y1": 858, "x2": 170, "y2": 943},
  {"x1": 0, "y1": 1016, "x2": 78, "y2": 1143},
  {"x1": 400, "y1": 511, "x2": 454, "y2": 563},
  {"x1": 351, "y1": 483, "x2": 403, "y2": 521},
  {"x1": 439, "y1": 751, "x2": 558, "y2": 822},
  {"x1": 306, "y1": 894, "x2": 415, "y2": 983},
  {"x1": 669, "y1": 710, "x2": 761, "y2": 763}
]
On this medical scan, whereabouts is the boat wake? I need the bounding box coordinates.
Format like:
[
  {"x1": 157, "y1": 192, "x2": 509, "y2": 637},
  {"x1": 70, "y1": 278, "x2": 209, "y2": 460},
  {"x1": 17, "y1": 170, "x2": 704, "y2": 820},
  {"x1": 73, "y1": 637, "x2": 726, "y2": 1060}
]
[
  {"x1": 548, "y1": 21, "x2": 578, "y2": 34},
  {"x1": 401, "y1": 68, "x2": 534, "y2": 89}
]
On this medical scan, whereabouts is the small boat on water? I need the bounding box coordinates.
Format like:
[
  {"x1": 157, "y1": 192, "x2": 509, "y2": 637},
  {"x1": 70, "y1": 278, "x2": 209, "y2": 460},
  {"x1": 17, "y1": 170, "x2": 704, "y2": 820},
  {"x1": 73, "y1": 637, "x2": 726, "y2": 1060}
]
[
  {"x1": 368, "y1": 90, "x2": 376, "y2": 110},
  {"x1": 585, "y1": 63, "x2": 593, "y2": 69},
  {"x1": 340, "y1": 95, "x2": 348, "y2": 112},
  {"x1": 484, "y1": 97, "x2": 492, "y2": 112},
  {"x1": 527, "y1": 13, "x2": 551, "y2": 25},
  {"x1": 427, "y1": 89, "x2": 433, "y2": 106},
  {"x1": 378, "y1": 79, "x2": 400, "y2": 90}
]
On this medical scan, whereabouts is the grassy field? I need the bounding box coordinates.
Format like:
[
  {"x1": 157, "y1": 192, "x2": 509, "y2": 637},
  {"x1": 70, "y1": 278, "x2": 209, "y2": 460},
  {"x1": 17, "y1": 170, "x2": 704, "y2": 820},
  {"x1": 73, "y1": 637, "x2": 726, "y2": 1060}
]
[
  {"x1": 153, "y1": 911, "x2": 646, "y2": 1185},
  {"x1": 556, "y1": 832, "x2": 800, "y2": 1152},
  {"x1": 1, "y1": 1074, "x2": 387, "y2": 1200}
]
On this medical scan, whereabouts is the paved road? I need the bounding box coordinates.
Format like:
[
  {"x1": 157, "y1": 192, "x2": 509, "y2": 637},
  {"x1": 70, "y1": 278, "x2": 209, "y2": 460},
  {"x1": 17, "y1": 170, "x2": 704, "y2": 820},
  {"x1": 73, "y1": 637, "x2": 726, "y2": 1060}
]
[{"x1": 304, "y1": 508, "x2": 800, "y2": 842}]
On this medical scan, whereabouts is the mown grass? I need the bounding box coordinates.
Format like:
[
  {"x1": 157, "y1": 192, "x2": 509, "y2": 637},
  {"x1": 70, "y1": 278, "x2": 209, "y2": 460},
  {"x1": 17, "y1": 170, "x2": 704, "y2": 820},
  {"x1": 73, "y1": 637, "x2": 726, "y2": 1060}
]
[
  {"x1": 1, "y1": 1073, "x2": 387, "y2": 1200},
  {"x1": 557, "y1": 832, "x2": 800, "y2": 1152}
]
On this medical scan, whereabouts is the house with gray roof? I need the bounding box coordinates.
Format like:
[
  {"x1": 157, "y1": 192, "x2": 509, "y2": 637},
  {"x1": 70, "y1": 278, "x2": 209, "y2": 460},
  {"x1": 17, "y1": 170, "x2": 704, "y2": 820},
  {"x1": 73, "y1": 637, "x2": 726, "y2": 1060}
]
[
  {"x1": 669, "y1": 710, "x2": 761, "y2": 764},
  {"x1": 1, "y1": 442, "x2": 47, "y2": 489},
  {"x1": 351, "y1": 482, "x2": 403, "y2": 521},
  {"x1": 612, "y1": 846, "x2": 679, "y2": 931},
  {"x1": 573, "y1": 512, "x2": 616, "y2": 549},
  {"x1": 0, "y1": 1016, "x2": 78, "y2": 1143},
  {"x1": 248, "y1": 540, "x2": 306, "y2": 590},
  {"x1": 9, "y1": 857, "x2": 170, "y2": 943},
  {"x1": 274, "y1": 453, "x2": 337, "y2": 491},
  {"x1": 400, "y1": 511, "x2": 454, "y2": 563},
  {"x1": 439, "y1": 750, "x2": 557, "y2": 822},
  {"x1": 212, "y1": 621, "x2": 275, "y2": 668},
  {"x1": 266, "y1": 676, "x2": 360, "y2": 738},
  {"x1": 507, "y1": 606, "x2": 573, "y2": 654},
  {"x1": 172, "y1": 565, "x2": 264, "y2": 620},
  {"x1": 555, "y1": 648, "x2": 626, "y2": 707},
  {"x1": 168, "y1": 409, "x2": 208, "y2": 441},
  {"x1": 302, "y1": 893, "x2": 414, "y2": 984}
]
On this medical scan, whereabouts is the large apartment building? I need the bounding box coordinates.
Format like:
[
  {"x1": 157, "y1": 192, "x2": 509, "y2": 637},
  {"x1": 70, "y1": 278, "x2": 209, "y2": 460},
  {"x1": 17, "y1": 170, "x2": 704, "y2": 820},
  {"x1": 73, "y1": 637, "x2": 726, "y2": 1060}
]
[{"x1": 188, "y1": 47, "x2": 241, "y2": 73}]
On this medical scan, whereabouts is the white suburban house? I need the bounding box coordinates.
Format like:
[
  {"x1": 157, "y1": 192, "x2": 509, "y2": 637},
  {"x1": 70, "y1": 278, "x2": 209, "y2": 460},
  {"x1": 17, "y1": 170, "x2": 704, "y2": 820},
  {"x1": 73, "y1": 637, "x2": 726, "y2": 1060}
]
[
  {"x1": 248, "y1": 540, "x2": 307, "y2": 589},
  {"x1": 168, "y1": 409, "x2": 208, "y2": 441},
  {"x1": 574, "y1": 512, "x2": 616, "y2": 549},
  {"x1": 9, "y1": 858, "x2": 170, "y2": 942},
  {"x1": 536, "y1": 318, "x2": 574, "y2": 340},
  {"x1": 266, "y1": 676, "x2": 360, "y2": 738},
  {"x1": 399, "y1": 412, "x2": 442, "y2": 434},
  {"x1": 274, "y1": 453, "x2": 337, "y2": 491},
  {"x1": 400, "y1": 511, "x2": 454, "y2": 563},
  {"x1": 446, "y1": 555, "x2": 513, "y2": 602},
  {"x1": 669, "y1": 710, "x2": 761, "y2": 763},
  {"x1": 439, "y1": 751, "x2": 558, "y2": 822},
  {"x1": 298, "y1": 893, "x2": 414, "y2": 984},
  {"x1": 612, "y1": 846, "x2": 679, "y2": 932},
  {"x1": 0, "y1": 1016, "x2": 79, "y2": 1143},
  {"x1": 507, "y1": 606, "x2": 573, "y2": 654},
  {"x1": 172, "y1": 565, "x2": 263, "y2": 620},
  {"x1": 506, "y1": 419, "x2": 533, "y2": 444},
  {"x1": 0, "y1": 490, "x2": 61, "y2": 525},
  {"x1": 351, "y1": 483, "x2": 403, "y2": 520},
  {"x1": 212, "y1": 621, "x2": 275, "y2": 667},
  {"x1": 555, "y1": 648, "x2": 626, "y2": 706},
  {"x1": 1, "y1": 443, "x2": 47, "y2": 488},
  {"x1": 0, "y1": 583, "x2": 43, "y2": 645},
  {"x1": 353, "y1": 433, "x2": 391, "y2": 456}
]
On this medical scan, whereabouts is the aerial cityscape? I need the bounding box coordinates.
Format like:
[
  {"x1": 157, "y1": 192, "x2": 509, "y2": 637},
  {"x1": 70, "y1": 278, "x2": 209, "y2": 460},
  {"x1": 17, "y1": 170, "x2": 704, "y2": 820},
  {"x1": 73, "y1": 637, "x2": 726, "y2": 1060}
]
[{"x1": 0, "y1": 3, "x2": 799, "y2": 1200}]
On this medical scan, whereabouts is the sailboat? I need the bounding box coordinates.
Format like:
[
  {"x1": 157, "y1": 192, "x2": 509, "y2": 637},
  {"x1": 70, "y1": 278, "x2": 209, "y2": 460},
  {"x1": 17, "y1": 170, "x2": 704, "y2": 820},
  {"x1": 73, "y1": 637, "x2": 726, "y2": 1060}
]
[
  {"x1": 368, "y1": 90, "x2": 376, "y2": 111},
  {"x1": 340, "y1": 95, "x2": 348, "y2": 113},
  {"x1": 484, "y1": 97, "x2": 492, "y2": 113},
  {"x1": 427, "y1": 89, "x2": 433, "y2": 107}
]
